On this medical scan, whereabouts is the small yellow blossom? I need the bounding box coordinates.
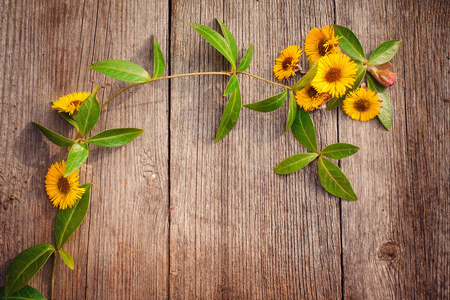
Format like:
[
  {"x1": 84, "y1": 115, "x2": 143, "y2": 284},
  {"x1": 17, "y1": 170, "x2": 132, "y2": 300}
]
[
  {"x1": 342, "y1": 87, "x2": 382, "y2": 121},
  {"x1": 52, "y1": 92, "x2": 90, "y2": 115},
  {"x1": 273, "y1": 45, "x2": 302, "y2": 81},
  {"x1": 295, "y1": 84, "x2": 330, "y2": 111},
  {"x1": 311, "y1": 52, "x2": 357, "y2": 98},
  {"x1": 45, "y1": 160, "x2": 85, "y2": 210},
  {"x1": 304, "y1": 25, "x2": 340, "y2": 63}
]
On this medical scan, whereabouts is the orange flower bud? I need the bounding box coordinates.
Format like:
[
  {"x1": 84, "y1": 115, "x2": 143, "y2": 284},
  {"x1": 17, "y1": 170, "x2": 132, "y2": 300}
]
[
  {"x1": 376, "y1": 61, "x2": 392, "y2": 70},
  {"x1": 368, "y1": 65, "x2": 397, "y2": 87}
]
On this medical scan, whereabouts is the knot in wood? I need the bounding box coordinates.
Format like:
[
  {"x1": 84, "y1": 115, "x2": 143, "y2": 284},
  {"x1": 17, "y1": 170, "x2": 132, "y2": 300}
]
[{"x1": 377, "y1": 241, "x2": 400, "y2": 261}]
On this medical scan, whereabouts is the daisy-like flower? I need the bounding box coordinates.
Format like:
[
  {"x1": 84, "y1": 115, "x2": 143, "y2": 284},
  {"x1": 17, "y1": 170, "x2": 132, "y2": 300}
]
[
  {"x1": 304, "y1": 25, "x2": 340, "y2": 63},
  {"x1": 342, "y1": 87, "x2": 382, "y2": 121},
  {"x1": 45, "y1": 160, "x2": 85, "y2": 210},
  {"x1": 295, "y1": 84, "x2": 330, "y2": 111},
  {"x1": 311, "y1": 52, "x2": 357, "y2": 98},
  {"x1": 273, "y1": 45, "x2": 302, "y2": 81},
  {"x1": 52, "y1": 92, "x2": 91, "y2": 115}
]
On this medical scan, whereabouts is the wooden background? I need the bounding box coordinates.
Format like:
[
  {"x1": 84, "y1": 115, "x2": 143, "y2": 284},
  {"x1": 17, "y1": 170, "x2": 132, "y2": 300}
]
[{"x1": 0, "y1": 0, "x2": 449, "y2": 299}]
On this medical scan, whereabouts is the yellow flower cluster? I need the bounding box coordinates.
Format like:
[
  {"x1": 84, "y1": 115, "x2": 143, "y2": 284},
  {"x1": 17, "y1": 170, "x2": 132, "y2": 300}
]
[{"x1": 273, "y1": 25, "x2": 381, "y2": 121}]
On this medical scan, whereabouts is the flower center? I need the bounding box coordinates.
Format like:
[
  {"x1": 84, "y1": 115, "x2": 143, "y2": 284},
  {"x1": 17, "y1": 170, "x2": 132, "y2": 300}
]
[
  {"x1": 57, "y1": 177, "x2": 71, "y2": 194},
  {"x1": 325, "y1": 67, "x2": 342, "y2": 82},
  {"x1": 318, "y1": 39, "x2": 331, "y2": 56},
  {"x1": 282, "y1": 57, "x2": 293, "y2": 70},
  {"x1": 354, "y1": 99, "x2": 370, "y2": 112},
  {"x1": 69, "y1": 100, "x2": 83, "y2": 109},
  {"x1": 307, "y1": 86, "x2": 319, "y2": 98}
]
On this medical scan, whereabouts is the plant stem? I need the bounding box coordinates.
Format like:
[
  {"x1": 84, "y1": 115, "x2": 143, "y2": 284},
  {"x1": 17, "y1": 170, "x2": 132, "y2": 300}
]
[
  {"x1": 51, "y1": 254, "x2": 58, "y2": 300},
  {"x1": 100, "y1": 82, "x2": 145, "y2": 110},
  {"x1": 150, "y1": 71, "x2": 232, "y2": 82},
  {"x1": 237, "y1": 72, "x2": 291, "y2": 89},
  {"x1": 100, "y1": 70, "x2": 290, "y2": 110},
  {"x1": 100, "y1": 71, "x2": 232, "y2": 110}
]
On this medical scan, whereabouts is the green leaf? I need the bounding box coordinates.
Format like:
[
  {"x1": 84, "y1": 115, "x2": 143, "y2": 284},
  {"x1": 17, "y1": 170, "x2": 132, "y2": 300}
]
[
  {"x1": 285, "y1": 91, "x2": 297, "y2": 133},
  {"x1": 88, "y1": 60, "x2": 151, "y2": 83},
  {"x1": 243, "y1": 90, "x2": 287, "y2": 112},
  {"x1": 291, "y1": 108, "x2": 318, "y2": 153},
  {"x1": 55, "y1": 183, "x2": 92, "y2": 249},
  {"x1": 58, "y1": 250, "x2": 74, "y2": 270},
  {"x1": 152, "y1": 35, "x2": 165, "y2": 78},
  {"x1": 58, "y1": 112, "x2": 79, "y2": 131},
  {"x1": 351, "y1": 62, "x2": 367, "y2": 87},
  {"x1": 317, "y1": 157, "x2": 357, "y2": 200},
  {"x1": 326, "y1": 96, "x2": 344, "y2": 111},
  {"x1": 352, "y1": 61, "x2": 367, "y2": 83},
  {"x1": 274, "y1": 153, "x2": 318, "y2": 174},
  {"x1": 0, "y1": 285, "x2": 46, "y2": 300},
  {"x1": 65, "y1": 142, "x2": 89, "y2": 176},
  {"x1": 33, "y1": 123, "x2": 75, "y2": 147},
  {"x1": 368, "y1": 40, "x2": 402, "y2": 65},
  {"x1": 4, "y1": 244, "x2": 55, "y2": 296},
  {"x1": 77, "y1": 86, "x2": 100, "y2": 137},
  {"x1": 237, "y1": 43, "x2": 253, "y2": 72},
  {"x1": 366, "y1": 73, "x2": 392, "y2": 130},
  {"x1": 215, "y1": 85, "x2": 241, "y2": 142},
  {"x1": 334, "y1": 25, "x2": 366, "y2": 62},
  {"x1": 327, "y1": 62, "x2": 366, "y2": 110},
  {"x1": 291, "y1": 63, "x2": 318, "y2": 91},
  {"x1": 86, "y1": 128, "x2": 144, "y2": 147},
  {"x1": 223, "y1": 74, "x2": 238, "y2": 96},
  {"x1": 320, "y1": 143, "x2": 360, "y2": 159},
  {"x1": 216, "y1": 18, "x2": 237, "y2": 64},
  {"x1": 189, "y1": 23, "x2": 236, "y2": 70}
]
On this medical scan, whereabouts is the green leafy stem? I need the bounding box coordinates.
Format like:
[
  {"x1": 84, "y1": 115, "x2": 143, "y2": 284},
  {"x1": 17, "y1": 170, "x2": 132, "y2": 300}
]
[
  {"x1": 1, "y1": 185, "x2": 92, "y2": 299},
  {"x1": 274, "y1": 108, "x2": 359, "y2": 200},
  {"x1": 99, "y1": 70, "x2": 290, "y2": 110},
  {"x1": 2, "y1": 19, "x2": 401, "y2": 300}
]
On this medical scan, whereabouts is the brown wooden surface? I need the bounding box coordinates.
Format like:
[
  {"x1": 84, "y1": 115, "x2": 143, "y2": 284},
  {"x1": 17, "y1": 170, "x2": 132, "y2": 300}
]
[{"x1": 0, "y1": 0, "x2": 448, "y2": 299}]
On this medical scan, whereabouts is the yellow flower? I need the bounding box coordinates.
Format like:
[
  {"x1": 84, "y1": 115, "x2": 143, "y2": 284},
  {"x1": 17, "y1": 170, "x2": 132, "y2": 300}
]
[
  {"x1": 304, "y1": 25, "x2": 340, "y2": 63},
  {"x1": 295, "y1": 84, "x2": 330, "y2": 111},
  {"x1": 342, "y1": 87, "x2": 382, "y2": 121},
  {"x1": 273, "y1": 45, "x2": 302, "y2": 81},
  {"x1": 311, "y1": 52, "x2": 357, "y2": 98},
  {"x1": 52, "y1": 92, "x2": 91, "y2": 115},
  {"x1": 45, "y1": 160, "x2": 85, "y2": 210}
]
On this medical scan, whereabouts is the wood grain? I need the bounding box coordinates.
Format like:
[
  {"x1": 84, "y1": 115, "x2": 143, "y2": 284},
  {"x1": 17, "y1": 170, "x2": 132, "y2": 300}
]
[
  {"x1": 169, "y1": 0, "x2": 342, "y2": 298},
  {"x1": 0, "y1": 1, "x2": 169, "y2": 299},
  {"x1": 0, "y1": 0, "x2": 448, "y2": 299},
  {"x1": 336, "y1": 0, "x2": 450, "y2": 299}
]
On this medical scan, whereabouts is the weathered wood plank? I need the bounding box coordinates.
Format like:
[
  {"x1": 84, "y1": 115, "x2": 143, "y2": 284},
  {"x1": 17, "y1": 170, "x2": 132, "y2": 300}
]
[
  {"x1": 0, "y1": 1, "x2": 169, "y2": 299},
  {"x1": 337, "y1": 0, "x2": 450, "y2": 299},
  {"x1": 169, "y1": 0, "x2": 342, "y2": 298},
  {"x1": 1, "y1": 0, "x2": 449, "y2": 299}
]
